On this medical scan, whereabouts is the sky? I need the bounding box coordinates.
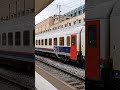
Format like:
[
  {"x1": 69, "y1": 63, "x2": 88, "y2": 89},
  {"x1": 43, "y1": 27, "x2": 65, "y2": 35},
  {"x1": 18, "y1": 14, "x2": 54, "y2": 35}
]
[{"x1": 35, "y1": 0, "x2": 85, "y2": 25}]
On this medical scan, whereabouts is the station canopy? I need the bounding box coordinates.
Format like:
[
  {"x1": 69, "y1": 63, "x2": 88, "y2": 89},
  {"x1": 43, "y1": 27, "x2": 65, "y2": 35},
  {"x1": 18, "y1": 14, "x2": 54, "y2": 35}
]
[{"x1": 35, "y1": 0, "x2": 54, "y2": 15}]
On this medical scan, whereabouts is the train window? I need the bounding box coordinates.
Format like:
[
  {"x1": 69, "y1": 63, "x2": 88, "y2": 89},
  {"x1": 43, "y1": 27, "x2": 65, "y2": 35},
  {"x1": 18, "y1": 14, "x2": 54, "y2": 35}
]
[
  {"x1": 71, "y1": 37, "x2": 75, "y2": 46},
  {"x1": 49, "y1": 38, "x2": 52, "y2": 45},
  {"x1": 88, "y1": 25, "x2": 97, "y2": 48},
  {"x1": 23, "y1": 31, "x2": 30, "y2": 46},
  {"x1": 2, "y1": 33, "x2": 6, "y2": 45},
  {"x1": 41, "y1": 39, "x2": 44, "y2": 45},
  {"x1": 45, "y1": 39, "x2": 47, "y2": 45},
  {"x1": 8, "y1": 32, "x2": 13, "y2": 45},
  {"x1": 15, "y1": 32, "x2": 21, "y2": 45},
  {"x1": 67, "y1": 36, "x2": 70, "y2": 46},
  {"x1": 54, "y1": 38, "x2": 57, "y2": 45},
  {"x1": 60, "y1": 37, "x2": 64, "y2": 46},
  {"x1": 39, "y1": 40, "x2": 40, "y2": 45}
]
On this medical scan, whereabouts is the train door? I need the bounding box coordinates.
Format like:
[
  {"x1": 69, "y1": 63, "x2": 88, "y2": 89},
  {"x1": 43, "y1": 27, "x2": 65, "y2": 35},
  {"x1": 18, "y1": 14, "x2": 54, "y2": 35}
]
[
  {"x1": 86, "y1": 20, "x2": 100, "y2": 80},
  {"x1": 70, "y1": 35, "x2": 77, "y2": 60}
]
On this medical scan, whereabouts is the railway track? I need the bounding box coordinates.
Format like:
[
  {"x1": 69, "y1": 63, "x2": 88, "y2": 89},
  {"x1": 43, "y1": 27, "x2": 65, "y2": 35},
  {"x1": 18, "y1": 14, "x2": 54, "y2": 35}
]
[
  {"x1": 0, "y1": 64, "x2": 34, "y2": 90},
  {"x1": 35, "y1": 55, "x2": 85, "y2": 90}
]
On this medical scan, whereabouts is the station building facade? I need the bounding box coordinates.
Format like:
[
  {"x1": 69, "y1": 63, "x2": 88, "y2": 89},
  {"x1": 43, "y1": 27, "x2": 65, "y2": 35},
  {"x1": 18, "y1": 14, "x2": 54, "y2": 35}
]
[
  {"x1": 35, "y1": 5, "x2": 85, "y2": 34},
  {"x1": 0, "y1": 0, "x2": 34, "y2": 21}
]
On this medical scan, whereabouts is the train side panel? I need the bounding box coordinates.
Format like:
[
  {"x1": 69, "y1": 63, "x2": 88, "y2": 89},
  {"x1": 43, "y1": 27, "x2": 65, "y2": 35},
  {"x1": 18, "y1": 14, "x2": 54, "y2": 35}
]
[{"x1": 110, "y1": 0, "x2": 120, "y2": 79}]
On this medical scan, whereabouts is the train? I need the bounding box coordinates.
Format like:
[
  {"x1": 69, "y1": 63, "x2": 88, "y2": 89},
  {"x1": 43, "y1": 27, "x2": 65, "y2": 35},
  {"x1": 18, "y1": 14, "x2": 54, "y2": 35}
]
[
  {"x1": 86, "y1": 0, "x2": 120, "y2": 89},
  {"x1": 0, "y1": 14, "x2": 35, "y2": 71},
  {"x1": 35, "y1": 24, "x2": 85, "y2": 66}
]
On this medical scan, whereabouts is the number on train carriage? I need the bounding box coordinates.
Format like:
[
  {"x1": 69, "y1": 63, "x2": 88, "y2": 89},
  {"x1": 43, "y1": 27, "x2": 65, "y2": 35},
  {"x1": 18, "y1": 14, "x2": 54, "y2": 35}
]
[
  {"x1": 86, "y1": 20, "x2": 100, "y2": 80},
  {"x1": 70, "y1": 34, "x2": 77, "y2": 60}
]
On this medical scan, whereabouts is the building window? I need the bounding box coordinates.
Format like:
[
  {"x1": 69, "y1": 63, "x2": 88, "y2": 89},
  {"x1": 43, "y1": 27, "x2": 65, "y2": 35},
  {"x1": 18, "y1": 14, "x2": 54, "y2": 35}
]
[
  {"x1": 23, "y1": 31, "x2": 30, "y2": 46},
  {"x1": 14, "y1": 14, "x2": 17, "y2": 18},
  {"x1": 78, "y1": 10, "x2": 82, "y2": 15},
  {"x1": 60, "y1": 37, "x2": 64, "y2": 46},
  {"x1": 61, "y1": 25, "x2": 63, "y2": 28},
  {"x1": 15, "y1": 32, "x2": 21, "y2": 45},
  {"x1": 65, "y1": 24, "x2": 67, "y2": 27},
  {"x1": 49, "y1": 38, "x2": 52, "y2": 45},
  {"x1": 18, "y1": 12, "x2": 20, "y2": 16},
  {"x1": 74, "y1": 21, "x2": 76, "y2": 24},
  {"x1": 26, "y1": 10, "x2": 29, "y2": 15},
  {"x1": 11, "y1": 15, "x2": 13, "y2": 19},
  {"x1": 66, "y1": 18, "x2": 69, "y2": 20},
  {"x1": 22, "y1": 11, "x2": 25, "y2": 16},
  {"x1": 2, "y1": 33, "x2": 6, "y2": 45},
  {"x1": 67, "y1": 36, "x2": 70, "y2": 46},
  {"x1": 69, "y1": 23, "x2": 71, "y2": 26},
  {"x1": 54, "y1": 38, "x2": 57, "y2": 45},
  {"x1": 83, "y1": 9, "x2": 85, "y2": 13},
  {"x1": 45, "y1": 39, "x2": 47, "y2": 45},
  {"x1": 8, "y1": 32, "x2": 13, "y2": 45},
  {"x1": 74, "y1": 12, "x2": 77, "y2": 16},
  {"x1": 79, "y1": 20, "x2": 81, "y2": 23},
  {"x1": 39, "y1": 40, "x2": 40, "y2": 45},
  {"x1": 41, "y1": 39, "x2": 44, "y2": 45},
  {"x1": 30, "y1": 8, "x2": 34, "y2": 13}
]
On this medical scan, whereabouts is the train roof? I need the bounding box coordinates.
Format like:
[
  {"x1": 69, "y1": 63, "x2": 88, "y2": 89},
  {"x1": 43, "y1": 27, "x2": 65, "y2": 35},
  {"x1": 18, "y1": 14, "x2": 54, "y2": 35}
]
[
  {"x1": 86, "y1": 0, "x2": 117, "y2": 20},
  {"x1": 36, "y1": 24, "x2": 85, "y2": 38}
]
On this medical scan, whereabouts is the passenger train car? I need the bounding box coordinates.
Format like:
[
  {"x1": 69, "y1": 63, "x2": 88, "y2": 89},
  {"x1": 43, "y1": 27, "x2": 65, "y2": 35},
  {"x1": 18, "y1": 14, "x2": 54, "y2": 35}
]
[
  {"x1": 86, "y1": 0, "x2": 120, "y2": 88},
  {"x1": 35, "y1": 24, "x2": 85, "y2": 65},
  {"x1": 0, "y1": 14, "x2": 35, "y2": 70}
]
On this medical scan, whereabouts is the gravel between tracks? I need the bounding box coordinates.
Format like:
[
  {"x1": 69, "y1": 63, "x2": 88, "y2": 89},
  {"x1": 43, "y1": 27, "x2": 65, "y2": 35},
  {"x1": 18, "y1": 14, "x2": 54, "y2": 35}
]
[
  {"x1": 36, "y1": 59, "x2": 85, "y2": 90},
  {"x1": 35, "y1": 55, "x2": 85, "y2": 80}
]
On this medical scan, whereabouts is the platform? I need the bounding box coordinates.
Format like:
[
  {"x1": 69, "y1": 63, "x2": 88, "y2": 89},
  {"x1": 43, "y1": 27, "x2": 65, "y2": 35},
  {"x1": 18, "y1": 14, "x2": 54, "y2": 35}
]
[
  {"x1": 35, "y1": 72, "x2": 58, "y2": 90},
  {"x1": 35, "y1": 65, "x2": 75, "y2": 90}
]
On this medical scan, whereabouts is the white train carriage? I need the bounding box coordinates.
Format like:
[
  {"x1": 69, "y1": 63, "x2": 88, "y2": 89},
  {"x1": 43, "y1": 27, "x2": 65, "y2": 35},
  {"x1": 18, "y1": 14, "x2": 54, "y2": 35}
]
[
  {"x1": 35, "y1": 24, "x2": 85, "y2": 63},
  {"x1": 86, "y1": 0, "x2": 120, "y2": 87},
  {"x1": 0, "y1": 14, "x2": 34, "y2": 68}
]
